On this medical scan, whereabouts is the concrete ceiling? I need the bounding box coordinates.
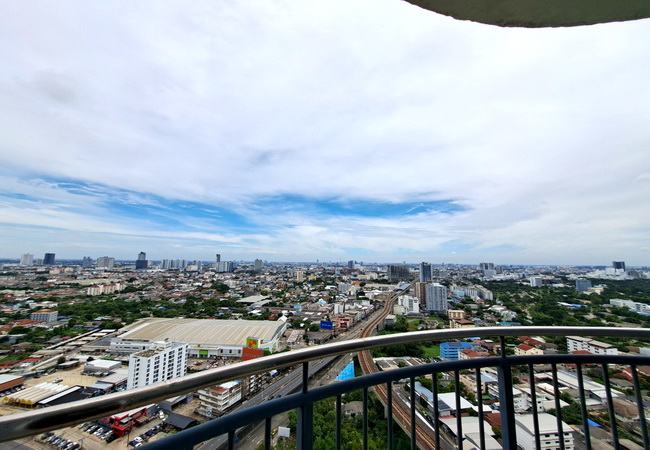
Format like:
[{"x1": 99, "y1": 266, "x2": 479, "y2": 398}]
[{"x1": 404, "y1": 0, "x2": 650, "y2": 27}]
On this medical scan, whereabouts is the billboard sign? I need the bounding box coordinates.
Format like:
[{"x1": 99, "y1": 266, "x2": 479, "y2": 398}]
[
  {"x1": 320, "y1": 320, "x2": 334, "y2": 331},
  {"x1": 246, "y1": 337, "x2": 260, "y2": 349}
]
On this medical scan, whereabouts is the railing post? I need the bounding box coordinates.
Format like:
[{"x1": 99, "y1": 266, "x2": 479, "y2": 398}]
[
  {"x1": 410, "y1": 376, "x2": 416, "y2": 450},
  {"x1": 297, "y1": 362, "x2": 313, "y2": 449},
  {"x1": 631, "y1": 365, "x2": 649, "y2": 448},
  {"x1": 475, "y1": 367, "x2": 485, "y2": 450},
  {"x1": 455, "y1": 370, "x2": 463, "y2": 450},
  {"x1": 498, "y1": 336, "x2": 517, "y2": 450},
  {"x1": 433, "y1": 372, "x2": 440, "y2": 450},
  {"x1": 336, "y1": 394, "x2": 342, "y2": 450},
  {"x1": 363, "y1": 388, "x2": 369, "y2": 450},
  {"x1": 387, "y1": 382, "x2": 393, "y2": 450}
]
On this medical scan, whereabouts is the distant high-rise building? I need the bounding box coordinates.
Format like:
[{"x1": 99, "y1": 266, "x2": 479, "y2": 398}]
[
  {"x1": 425, "y1": 284, "x2": 448, "y2": 312},
  {"x1": 82, "y1": 256, "x2": 93, "y2": 268},
  {"x1": 296, "y1": 270, "x2": 306, "y2": 282},
  {"x1": 347, "y1": 260, "x2": 354, "y2": 269},
  {"x1": 254, "y1": 259, "x2": 263, "y2": 272},
  {"x1": 419, "y1": 262, "x2": 432, "y2": 283},
  {"x1": 529, "y1": 276, "x2": 544, "y2": 287},
  {"x1": 43, "y1": 253, "x2": 56, "y2": 265},
  {"x1": 414, "y1": 282, "x2": 427, "y2": 304},
  {"x1": 387, "y1": 265, "x2": 410, "y2": 282},
  {"x1": 575, "y1": 279, "x2": 592, "y2": 293},
  {"x1": 19, "y1": 253, "x2": 33, "y2": 266},
  {"x1": 479, "y1": 262, "x2": 494, "y2": 270},
  {"x1": 216, "y1": 254, "x2": 221, "y2": 263},
  {"x1": 96, "y1": 256, "x2": 115, "y2": 269},
  {"x1": 612, "y1": 261, "x2": 626, "y2": 271},
  {"x1": 135, "y1": 252, "x2": 148, "y2": 270},
  {"x1": 216, "y1": 261, "x2": 234, "y2": 273}
]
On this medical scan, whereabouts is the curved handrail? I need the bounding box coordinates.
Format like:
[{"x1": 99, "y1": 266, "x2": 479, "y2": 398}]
[
  {"x1": 143, "y1": 353, "x2": 650, "y2": 450},
  {"x1": 0, "y1": 326, "x2": 648, "y2": 441}
]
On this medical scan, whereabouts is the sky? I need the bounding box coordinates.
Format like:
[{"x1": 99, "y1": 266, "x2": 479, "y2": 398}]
[{"x1": 1, "y1": 1, "x2": 649, "y2": 265}]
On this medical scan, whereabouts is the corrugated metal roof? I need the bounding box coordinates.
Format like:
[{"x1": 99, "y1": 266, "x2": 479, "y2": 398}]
[{"x1": 117, "y1": 318, "x2": 285, "y2": 345}]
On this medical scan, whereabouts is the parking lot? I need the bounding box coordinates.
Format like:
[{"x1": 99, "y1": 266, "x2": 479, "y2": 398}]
[{"x1": 15, "y1": 417, "x2": 170, "y2": 450}]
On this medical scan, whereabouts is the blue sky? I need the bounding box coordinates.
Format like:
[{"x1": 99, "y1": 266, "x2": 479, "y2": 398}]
[{"x1": 1, "y1": 1, "x2": 649, "y2": 265}]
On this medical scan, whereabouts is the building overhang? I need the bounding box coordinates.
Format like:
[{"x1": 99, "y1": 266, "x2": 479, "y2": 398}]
[{"x1": 404, "y1": 0, "x2": 650, "y2": 27}]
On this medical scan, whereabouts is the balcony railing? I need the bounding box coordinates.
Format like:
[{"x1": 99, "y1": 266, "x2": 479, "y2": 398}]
[{"x1": 1, "y1": 326, "x2": 649, "y2": 449}]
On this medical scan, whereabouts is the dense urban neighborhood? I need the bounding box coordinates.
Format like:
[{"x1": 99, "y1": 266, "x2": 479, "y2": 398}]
[{"x1": 0, "y1": 256, "x2": 649, "y2": 449}]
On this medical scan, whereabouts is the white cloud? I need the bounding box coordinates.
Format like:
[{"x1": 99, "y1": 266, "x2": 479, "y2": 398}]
[{"x1": 0, "y1": 1, "x2": 649, "y2": 264}]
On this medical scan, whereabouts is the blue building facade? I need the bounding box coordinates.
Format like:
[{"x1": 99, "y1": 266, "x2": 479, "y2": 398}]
[{"x1": 440, "y1": 341, "x2": 474, "y2": 360}]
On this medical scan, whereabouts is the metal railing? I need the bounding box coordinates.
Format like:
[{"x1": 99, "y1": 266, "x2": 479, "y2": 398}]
[{"x1": 1, "y1": 326, "x2": 650, "y2": 449}]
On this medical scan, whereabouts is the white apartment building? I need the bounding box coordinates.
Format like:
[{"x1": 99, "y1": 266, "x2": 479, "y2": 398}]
[
  {"x1": 610, "y1": 298, "x2": 650, "y2": 315},
  {"x1": 30, "y1": 309, "x2": 58, "y2": 323},
  {"x1": 198, "y1": 381, "x2": 242, "y2": 417},
  {"x1": 425, "y1": 284, "x2": 448, "y2": 312},
  {"x1": 126, "y1": 341, "x2": 188, "y2": 390},
  {"x1": 486, "y1": 383, "x2": 530, "y2": 413},
  {"x1": 534, "y1": 370, "x2": 622, "y2": 407},
  {"x1": 87, "y1": 283, "x2": 123, "y2": 296},
  {"x1": 516, "y1": 413, "x2": 574, "y2": 450},
  {"x1": 566, "y1": 336, "x2": 618, "y2": 355},
  {"x1": 20, "y1": 253, "x2": 34, "y2": 266},
  {"x1": 96, "y1": 256, "x2": 115, "y2": 269},
  {"x1": 396, "y1": 295, "x2": 420, "y2": 314}
]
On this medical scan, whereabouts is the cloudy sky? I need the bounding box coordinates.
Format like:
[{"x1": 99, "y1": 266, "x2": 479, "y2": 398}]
[{"x1": 1, "y1": 1, "x2": 649, "y2": 265}]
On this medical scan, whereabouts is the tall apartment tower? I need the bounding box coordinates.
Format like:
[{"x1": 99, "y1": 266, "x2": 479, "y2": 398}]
[
  {"x1": 43, "y1": 253, "x2": 56, "y2": 265},
  {"x1": 612, "y1": 261, "x2": 626, "y2": 271},
  {"x1": 425, "y1": 283, "x2": 448, "y2": 312},
  {"x1": 575, "y1": 279, "x2": 592, "y2": 293},
  {"x1": 387, "y1": 265, "x2": 410, "y2": 282},
  {"x1": 20, "y1": 253, "x2": 34, "y2": 266},
  {"x1": 97, "y1": 256, "x2": 115, "y2": 269},
  {"x1": 254, "y1": 259, "x2": 263, "y2": 272},
  {"x1": 216, "y1": 254, "x2": 221, "y2": 263},
  {"x1": 135, "y1": 251, "x2": 148, "y2": 270},
  {"x1": 127, "y1": 341, "x2": 188, "y2": 390},
  {"x1": 419, "y1": 262, "x2": 432, "y2": 283}
]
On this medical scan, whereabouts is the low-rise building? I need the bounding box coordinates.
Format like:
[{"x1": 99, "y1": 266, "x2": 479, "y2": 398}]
[
  {"x1": 566, "y1": 336, "x2": 618, "y2": 355},
  {"x1": 440, "y1": 342, "x2": 474, "y2": 360},
  {"x1": 516, "y1": 413, "x2": 574, "y2": 450},
  {"x1": 29, "y1": 309, "x2": 58, "y2": 323},
  {"x1": 515, "y1": 344, "x2": 544, "y2": 356},
  {"x1": 197, "y1": 380, "x2": 242, "y2": 417}
]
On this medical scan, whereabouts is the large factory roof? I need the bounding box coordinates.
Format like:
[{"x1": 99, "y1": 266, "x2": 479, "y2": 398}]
[{"x1": 117, "y1": 318, "x2": 285, "y2": 345}]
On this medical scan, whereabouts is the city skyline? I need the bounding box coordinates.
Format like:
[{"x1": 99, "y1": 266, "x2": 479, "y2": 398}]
[{"x1": 1, "y1": 2, "x2": 649, "y2": 265}]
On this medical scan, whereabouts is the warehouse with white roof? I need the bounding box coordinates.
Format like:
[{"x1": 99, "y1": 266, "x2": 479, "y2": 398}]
[{"x1": 109, "y1": 318, "x2": 286, "y2": 358}]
